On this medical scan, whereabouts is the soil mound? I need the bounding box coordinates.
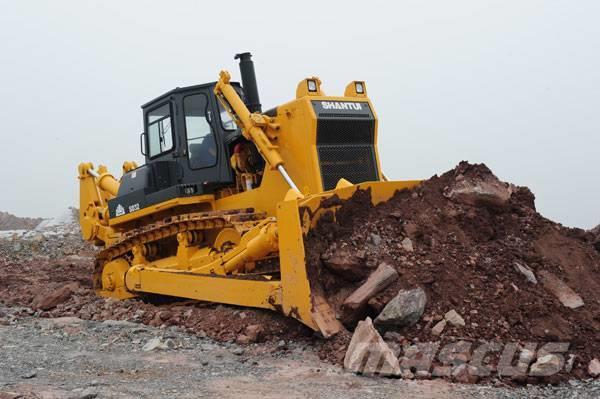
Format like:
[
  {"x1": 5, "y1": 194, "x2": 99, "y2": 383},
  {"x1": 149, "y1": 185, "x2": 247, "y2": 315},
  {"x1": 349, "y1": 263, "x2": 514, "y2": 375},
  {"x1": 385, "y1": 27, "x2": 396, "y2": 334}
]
[{"x1": 305, "y1": 161, "x2": 600, "y2": 379}]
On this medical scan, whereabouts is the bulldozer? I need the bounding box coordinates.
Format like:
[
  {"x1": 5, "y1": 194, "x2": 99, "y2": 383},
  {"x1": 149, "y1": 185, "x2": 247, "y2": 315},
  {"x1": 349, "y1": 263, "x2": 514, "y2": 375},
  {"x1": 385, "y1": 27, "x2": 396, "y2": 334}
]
[{"x1": 78, "y1": 53, "x2": 420, "y2": 337}]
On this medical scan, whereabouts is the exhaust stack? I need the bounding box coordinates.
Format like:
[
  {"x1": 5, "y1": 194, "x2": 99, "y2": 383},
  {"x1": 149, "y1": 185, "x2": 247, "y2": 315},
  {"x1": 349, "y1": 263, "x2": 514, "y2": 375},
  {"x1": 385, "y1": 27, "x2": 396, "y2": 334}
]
[{"x1": 235, "y1": 52, "x2": 262, "y2": 113}]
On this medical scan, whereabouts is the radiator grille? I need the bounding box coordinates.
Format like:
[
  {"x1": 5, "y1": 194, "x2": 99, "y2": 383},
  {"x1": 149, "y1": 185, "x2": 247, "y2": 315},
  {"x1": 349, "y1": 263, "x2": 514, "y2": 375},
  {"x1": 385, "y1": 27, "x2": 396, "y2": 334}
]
[
  {"x1": 318, "y1": 145, "x2": 379, "y2": 190},
  {"x1": 316, "y1": 118, "x2": 379, "y2": 191}
]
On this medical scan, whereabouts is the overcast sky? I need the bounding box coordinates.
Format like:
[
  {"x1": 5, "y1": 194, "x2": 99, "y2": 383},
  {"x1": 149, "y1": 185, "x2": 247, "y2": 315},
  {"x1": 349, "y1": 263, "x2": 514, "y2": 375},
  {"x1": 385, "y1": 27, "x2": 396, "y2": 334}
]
[{"x1": 0, "y1": 1, "x2": 598, "y2": 229}]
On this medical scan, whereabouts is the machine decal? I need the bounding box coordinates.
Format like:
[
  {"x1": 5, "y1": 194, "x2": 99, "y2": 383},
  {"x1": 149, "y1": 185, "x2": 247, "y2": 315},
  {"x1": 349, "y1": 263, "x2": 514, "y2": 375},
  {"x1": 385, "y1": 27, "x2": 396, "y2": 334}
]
[
  {"x1": 128, "y1": 203, "x2": 140, "y2": 213},
  {"x1": 320, "y1": 101, "x2": 363, "y2": 110},
  {"x1": 115, "y1": 204, "x2": 125, "y2": 216},
  {"x1": 312, "y1": 100, "x2": 373, "y2": 118}
]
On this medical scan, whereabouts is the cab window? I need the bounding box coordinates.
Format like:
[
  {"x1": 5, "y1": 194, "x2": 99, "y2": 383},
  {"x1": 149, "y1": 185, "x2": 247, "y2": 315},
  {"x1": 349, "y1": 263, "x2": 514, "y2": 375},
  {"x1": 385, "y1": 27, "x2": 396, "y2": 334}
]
[
  {"x1": 183, "y1": 93, "x2": 217, "y2": 169},
  {"x1": 147, "y1": 103, "x2": 173, "y2": 158}
]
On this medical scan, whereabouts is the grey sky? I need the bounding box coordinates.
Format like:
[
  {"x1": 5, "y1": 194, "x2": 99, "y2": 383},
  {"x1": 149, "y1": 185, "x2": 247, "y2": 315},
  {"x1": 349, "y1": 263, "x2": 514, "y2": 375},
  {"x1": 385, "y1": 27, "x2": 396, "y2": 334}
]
[{"x1": 0, "y1": 1, "x2": 598, "y2": 228}]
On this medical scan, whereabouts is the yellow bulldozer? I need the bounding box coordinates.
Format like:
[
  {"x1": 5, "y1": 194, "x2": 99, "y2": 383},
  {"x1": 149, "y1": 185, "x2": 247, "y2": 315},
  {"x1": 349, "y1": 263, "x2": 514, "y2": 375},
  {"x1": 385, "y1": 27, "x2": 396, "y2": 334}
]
[{"x1": 78, "y1": 52, "x2": 420, "y2": 337}]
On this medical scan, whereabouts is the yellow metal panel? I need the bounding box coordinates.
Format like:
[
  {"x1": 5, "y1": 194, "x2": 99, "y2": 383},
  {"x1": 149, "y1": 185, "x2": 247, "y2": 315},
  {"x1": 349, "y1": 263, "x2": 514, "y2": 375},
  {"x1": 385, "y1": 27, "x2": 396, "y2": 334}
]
[
  {"x1": 109, "y1": 194, "x2": 215, "y2": 226},
  {"x1": 126, "y1": 266, "x2": 282, "y2": 310},
  {"x1": 277, "y1": 198, "x2": 341, "y2": 337}
]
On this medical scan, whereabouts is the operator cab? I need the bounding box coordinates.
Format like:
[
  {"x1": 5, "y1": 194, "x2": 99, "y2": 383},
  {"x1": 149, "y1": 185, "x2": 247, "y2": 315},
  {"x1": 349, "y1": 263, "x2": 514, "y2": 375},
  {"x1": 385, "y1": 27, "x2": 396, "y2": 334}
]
[
  {"x1": 141, "y1": 82, "x2": 244, "y2": 188},
  {"x1": 107, "y1": 54, "x2": 265, "y2": 219}
]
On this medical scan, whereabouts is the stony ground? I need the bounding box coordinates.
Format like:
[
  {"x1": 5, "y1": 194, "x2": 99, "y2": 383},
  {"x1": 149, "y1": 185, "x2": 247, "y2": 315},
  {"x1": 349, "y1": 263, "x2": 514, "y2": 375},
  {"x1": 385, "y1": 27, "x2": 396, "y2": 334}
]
[{"x1": 1, "y1": 305, "x2": 600, "y2": 399}]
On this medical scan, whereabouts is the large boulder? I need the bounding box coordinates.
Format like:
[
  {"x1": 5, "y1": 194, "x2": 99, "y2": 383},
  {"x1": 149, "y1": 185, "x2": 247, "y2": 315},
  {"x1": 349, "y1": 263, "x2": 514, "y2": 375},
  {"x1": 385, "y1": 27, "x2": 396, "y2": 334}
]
[
  {"x1": 374, "y1": 287, "x2": 427, "y2": 330},
  {"x1": 344, "y1": 317, "x2": 400, "y2": 376},
  {"x1": 443, "y1": 162, "x2": 513, "y2": 208}
]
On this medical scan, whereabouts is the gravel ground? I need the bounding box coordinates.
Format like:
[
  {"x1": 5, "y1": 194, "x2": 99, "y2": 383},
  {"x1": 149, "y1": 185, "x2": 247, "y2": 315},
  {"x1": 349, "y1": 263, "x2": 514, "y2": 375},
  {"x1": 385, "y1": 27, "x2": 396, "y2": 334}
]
[{"x1": 0, "y1": 306, "x2": 598, "y2": 399}]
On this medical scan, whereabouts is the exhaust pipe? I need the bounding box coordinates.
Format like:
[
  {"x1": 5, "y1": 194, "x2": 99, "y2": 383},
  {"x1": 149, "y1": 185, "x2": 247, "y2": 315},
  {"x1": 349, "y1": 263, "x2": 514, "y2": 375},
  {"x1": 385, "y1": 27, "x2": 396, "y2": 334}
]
[{"x1": 234, "y1": 52, "x2": 262, "y2": 113}]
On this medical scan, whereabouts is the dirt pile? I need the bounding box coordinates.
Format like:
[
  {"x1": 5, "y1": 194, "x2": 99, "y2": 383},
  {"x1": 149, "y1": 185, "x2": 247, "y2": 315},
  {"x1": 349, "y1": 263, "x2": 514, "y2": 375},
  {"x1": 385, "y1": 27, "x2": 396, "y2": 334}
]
[
  {"x1": 0, "y1": 211, "x2": 42, "y2": 231},
  {"x1": 305, "y1": 161, "x2": 600, "y2": 381}
]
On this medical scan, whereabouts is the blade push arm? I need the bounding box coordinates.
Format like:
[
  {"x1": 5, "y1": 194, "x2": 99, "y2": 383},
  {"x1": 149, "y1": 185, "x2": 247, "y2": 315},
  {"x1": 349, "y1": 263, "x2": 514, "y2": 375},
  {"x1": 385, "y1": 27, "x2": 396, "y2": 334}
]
[{"x1": 214, "y1": 71, "x2": 302, "y2": 195}]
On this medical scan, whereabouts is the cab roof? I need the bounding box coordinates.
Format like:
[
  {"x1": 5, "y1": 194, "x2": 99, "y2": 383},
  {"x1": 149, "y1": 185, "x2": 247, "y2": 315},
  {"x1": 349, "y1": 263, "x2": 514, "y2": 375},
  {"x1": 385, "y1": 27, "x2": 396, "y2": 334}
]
[{"x1": 141, "y1": 81, "x2": 241, "y2": 110}]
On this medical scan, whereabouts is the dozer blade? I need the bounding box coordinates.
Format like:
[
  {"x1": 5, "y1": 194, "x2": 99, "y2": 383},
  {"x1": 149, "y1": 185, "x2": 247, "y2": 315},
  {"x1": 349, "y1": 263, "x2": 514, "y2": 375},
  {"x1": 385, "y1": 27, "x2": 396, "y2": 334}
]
[{"x1": 276, "y1": 179, "x2": 421, "y2": 337}]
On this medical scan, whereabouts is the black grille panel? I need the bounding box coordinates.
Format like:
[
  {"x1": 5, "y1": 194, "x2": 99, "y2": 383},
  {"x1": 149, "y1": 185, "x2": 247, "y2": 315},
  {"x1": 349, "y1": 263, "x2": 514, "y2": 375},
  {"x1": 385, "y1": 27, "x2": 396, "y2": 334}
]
[
  {"x1": 312, "y1": 100, "x2": 379, "y2": 191},
  {"x1": 318, "y1": 145, "x2": 379, "y2": 190}
]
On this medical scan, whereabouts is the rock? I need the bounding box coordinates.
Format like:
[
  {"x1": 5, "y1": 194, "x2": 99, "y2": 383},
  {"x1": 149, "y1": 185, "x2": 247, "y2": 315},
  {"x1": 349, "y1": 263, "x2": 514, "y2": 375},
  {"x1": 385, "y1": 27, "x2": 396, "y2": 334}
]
[
  {"x1": 431, "y1": 319, "x2": 446, "y2": 335},
  {"x1": 370, "y1": 233, "x2": 382, "y2": 246},
  {"x1": 322, "y1": 248, "x2": 368, "y2": 282},
  {"x1": 383, "y1": 331, "x2": 404, "y2": 342},
  {"x1": 444, "y1": 169, "x2": 513, "y2": 208},
  {"x1": 31, "y1": 283, "x2": 79, "y2": 310},
  {"x1": 69, "y1": 388, "x2": 98, "y2": 399},
  {"x1": 401, "y1": 237, "x2": 414, "y2": 252},
  {"x1": 588, "y1": 358, "x2": 600, "y2": 377},
  {"x1": 232, "y1": 347, "x2": 245, "y2": 356},
  {"x1": 101, "y1": 320, "x2": 139, "y2": 328},
  {"x1": 163, "y1": 338, "x2": 176, "y2": 349},
  {"x1": 236, "y1": 334, "x2": 252, "y2": 345},
  {"x1": 513, "y1": 262, "x2": 537, "y2": 284},
  {"x1": 341, "y1": 262, "x2": 399, "y2": 326},
  {"x1": 452, "y1": 364, "x2": 479, "y2": 384},
  {"x1": 21, "y1": 371, "x2": 37, "y2": 379},
  {"x1": 565, "y1": 354, "x2": 576, "y2": 373},
  {"x1": 374, "y1": 287, "x2": 426, "y2": 330},
  {"x1": 344, "y1": 317, "x2": 400, "y2": 376},
  {"x1": 538, "y1": 270, "x2": 584, "y2": 309},
  {"x1": 142, "y1": 337, "x2": 169, "y2": 352},
  {"x1": 158, "y1": 310, "x2": 173, "y2": 321},
  {"x1": 519, "y1": 348, "x2": 536, "y2": 365},
  {"x1": 401, "y1": 369, "x2": 415, "y2": 379},
  {"x1": 444, "y1": 309, "x2": 465, "y2": 327},
  {"x1": 415, "y1": 370, "x2": 431, "y2": 379},
  {"x1": 244, "y1": 324, "x2": 263, "y2": 343},
  {"x1": 529, "y1": 354, "x2": 562, "y2": 377},
  {"x1": 45, "y1": 316, "x2": 85, "y2": 329}
]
